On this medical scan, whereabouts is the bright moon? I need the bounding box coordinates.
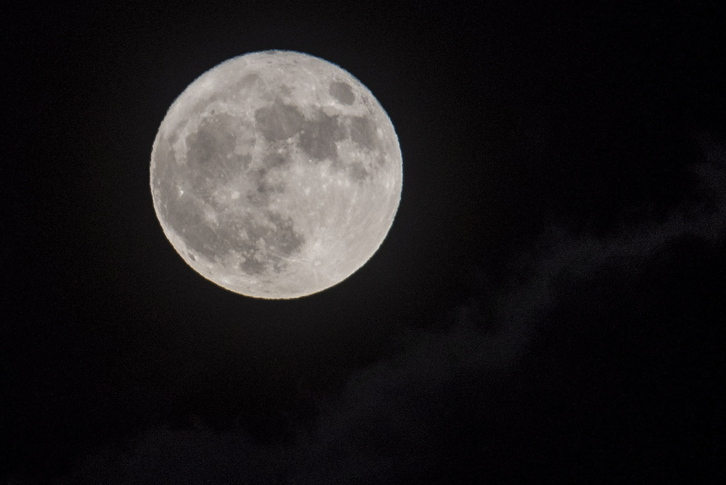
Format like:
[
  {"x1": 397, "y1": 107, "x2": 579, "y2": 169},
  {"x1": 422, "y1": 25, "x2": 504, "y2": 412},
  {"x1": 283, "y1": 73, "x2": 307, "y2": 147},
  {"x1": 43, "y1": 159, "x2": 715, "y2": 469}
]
[{"x1": 150, "y1": 51, "x2": 403, "y2": 298}]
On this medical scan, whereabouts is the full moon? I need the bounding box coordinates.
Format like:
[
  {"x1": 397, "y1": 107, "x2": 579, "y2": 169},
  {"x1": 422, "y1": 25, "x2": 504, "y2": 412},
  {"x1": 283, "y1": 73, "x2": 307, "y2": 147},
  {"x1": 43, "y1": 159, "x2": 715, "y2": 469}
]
[{"x1": 150, "y1": 51, "x2": 403, "y2": 298}]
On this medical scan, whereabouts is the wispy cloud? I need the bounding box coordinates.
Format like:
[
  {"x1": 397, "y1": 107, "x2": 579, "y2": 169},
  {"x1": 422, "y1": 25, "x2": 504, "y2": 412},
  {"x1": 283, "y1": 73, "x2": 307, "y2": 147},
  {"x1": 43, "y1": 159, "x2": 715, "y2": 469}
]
[{"x1": 13, "y1": 134, "x2": 725, "y2": 484}]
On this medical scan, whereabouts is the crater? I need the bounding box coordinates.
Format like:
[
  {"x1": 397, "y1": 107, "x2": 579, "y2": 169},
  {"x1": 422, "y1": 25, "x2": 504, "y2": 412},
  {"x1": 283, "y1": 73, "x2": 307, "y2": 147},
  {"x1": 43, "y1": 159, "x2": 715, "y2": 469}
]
[{"x1": 329, "y1": 81, "x2": 355, "y2": 105}]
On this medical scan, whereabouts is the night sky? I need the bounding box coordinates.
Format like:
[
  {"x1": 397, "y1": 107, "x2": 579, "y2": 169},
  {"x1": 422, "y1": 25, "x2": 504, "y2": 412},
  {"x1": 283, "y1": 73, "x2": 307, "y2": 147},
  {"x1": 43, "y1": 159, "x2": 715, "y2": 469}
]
[{"x1": 4, "y1": 2, "x2": 725, "y2": 483}]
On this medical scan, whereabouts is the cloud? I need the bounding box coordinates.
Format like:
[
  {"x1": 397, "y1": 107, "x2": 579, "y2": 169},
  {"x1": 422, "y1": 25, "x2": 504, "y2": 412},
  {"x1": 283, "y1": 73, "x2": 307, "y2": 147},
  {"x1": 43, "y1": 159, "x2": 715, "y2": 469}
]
[
  {"x1": 509, "y1": 132, "x2": 726, "y2": 309},
  {"x1": 12, "y1": 134, "x2": 725, "y2": 484}
]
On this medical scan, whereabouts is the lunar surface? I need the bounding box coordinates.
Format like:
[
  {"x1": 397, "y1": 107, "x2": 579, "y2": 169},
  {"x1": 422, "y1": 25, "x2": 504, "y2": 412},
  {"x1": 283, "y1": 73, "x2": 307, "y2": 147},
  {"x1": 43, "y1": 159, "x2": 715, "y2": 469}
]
[{"x1": 150, "y1": 51, "x2": 402, "y2": 298}]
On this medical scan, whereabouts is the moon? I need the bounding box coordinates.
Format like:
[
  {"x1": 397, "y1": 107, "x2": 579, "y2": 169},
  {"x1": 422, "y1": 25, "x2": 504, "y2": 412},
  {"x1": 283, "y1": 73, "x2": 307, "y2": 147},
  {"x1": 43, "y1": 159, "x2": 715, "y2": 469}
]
[{"x1": 150, "y1": 51, "x2": 403, "y2": 299}]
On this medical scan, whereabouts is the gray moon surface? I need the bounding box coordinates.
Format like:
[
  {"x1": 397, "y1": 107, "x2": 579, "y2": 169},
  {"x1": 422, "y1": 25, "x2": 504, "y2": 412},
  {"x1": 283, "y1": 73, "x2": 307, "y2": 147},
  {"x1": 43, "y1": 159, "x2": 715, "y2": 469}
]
[{"x1": 150, "y1": 51, "x2": 403, "y2": 298}]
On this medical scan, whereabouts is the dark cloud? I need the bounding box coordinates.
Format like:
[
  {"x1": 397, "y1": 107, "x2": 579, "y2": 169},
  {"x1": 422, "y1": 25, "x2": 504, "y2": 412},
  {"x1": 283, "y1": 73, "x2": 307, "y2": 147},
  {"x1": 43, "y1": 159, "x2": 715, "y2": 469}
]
[{"x1": 12, "y1": 136, "x2": 724, "y2": 484}]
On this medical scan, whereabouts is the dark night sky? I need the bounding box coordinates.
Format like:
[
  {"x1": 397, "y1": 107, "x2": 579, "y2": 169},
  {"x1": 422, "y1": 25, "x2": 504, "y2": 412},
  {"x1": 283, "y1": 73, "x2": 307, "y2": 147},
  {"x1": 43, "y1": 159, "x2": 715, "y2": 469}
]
[{"x1": 3, "y1": 2, "x2": 725, "y2": 483}]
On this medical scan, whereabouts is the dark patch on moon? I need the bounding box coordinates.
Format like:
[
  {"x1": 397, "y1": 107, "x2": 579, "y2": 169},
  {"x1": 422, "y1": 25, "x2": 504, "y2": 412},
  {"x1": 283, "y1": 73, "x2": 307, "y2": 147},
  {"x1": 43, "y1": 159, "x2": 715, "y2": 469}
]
[
  {"x1": 347, "y1": 163, "x2": 371, "y2": 182},
  {"x1": 335, "y1": 115, "x2": 389, "y2": 183},
  {"x1": 239, "y1": 255, "x2": 267, "y2": 275},
  {"x1": 186, "y1": 114, "x2": 238, "y2": 166},
  {"x1": 164, "y1": 189, "x2": 305, "y2": 276},
  {"x1": 164, "y1": 193, "x2": 233, "y2": 262},
  {"x1": 246, "y1": 149, "x2": 294, "y2": 206},
  {"x1": 350, "y1": 116, "x2": 377, "y2": 150},
  {"x1": 254, "y1": 101, "x2": 304, "y2": 141},
  {"x1": 278, "y1": 84, "x2": 293, "y2": 97},
  {"x1": 329, "y1": 81, "x2": 355, "y2": 105},
  {"x1": 236, "y1": 211, "x2": 306, "y2": 275},
  {"x1": 155, "y1": 109, "x2": 306, "y2": 277},
  {"x1": 299, "y1": 110, "x2": 344, "y2": 161},
  {"x1": 236, "y1": 73, "x2": 260, "y2": 90},
  {"x1": 263, "y1": 151, "x2": 291, "y2": 169},
  {"x1": 246, "y1": 168, "x2": 286, "y2": 207},
  {"x1": 184, "y1": 113, "x2": 251, "y2": 192},
  {"x1": 265, "y1": 211, "x2": 306, "y2": 256}
]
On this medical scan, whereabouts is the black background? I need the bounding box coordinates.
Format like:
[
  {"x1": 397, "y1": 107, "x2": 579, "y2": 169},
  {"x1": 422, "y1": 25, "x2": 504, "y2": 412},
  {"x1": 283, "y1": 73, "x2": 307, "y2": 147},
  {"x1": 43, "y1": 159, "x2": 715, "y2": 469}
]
[{"x1": 3, "y1": 2, "x2": 725, "y2": 483}]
